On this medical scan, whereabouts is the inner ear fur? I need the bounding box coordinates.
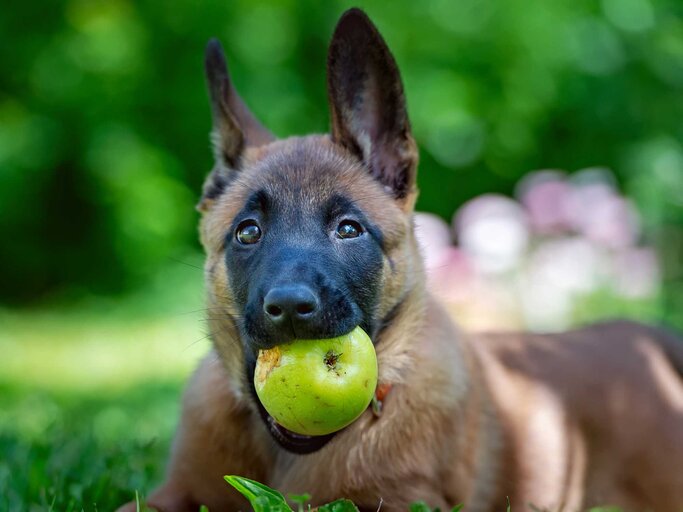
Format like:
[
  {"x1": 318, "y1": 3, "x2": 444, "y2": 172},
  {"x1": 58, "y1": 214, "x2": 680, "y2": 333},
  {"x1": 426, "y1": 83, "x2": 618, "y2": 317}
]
[{"x1": 327, "y1": 8, "x2": 418, "y2": 203}]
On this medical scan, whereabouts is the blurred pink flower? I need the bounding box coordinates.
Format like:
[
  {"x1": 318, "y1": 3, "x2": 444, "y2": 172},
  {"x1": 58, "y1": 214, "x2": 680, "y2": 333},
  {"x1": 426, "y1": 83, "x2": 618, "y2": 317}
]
[
  {"x1": 566, "y1": 169, "x2": 640, "y2": 249},
  {"x1": 453, "y1": 194, "x2": 530, "y2": 274},
  {"x1": 527, "y1": 236, "x2": 607, "y2": 294},
  {"x1": 517, "y1": 170, "x2": 573, "y2": 234}
]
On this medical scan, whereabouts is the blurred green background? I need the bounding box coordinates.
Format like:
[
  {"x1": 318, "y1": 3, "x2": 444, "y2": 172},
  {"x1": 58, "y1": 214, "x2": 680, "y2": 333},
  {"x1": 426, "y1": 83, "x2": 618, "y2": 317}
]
[{"x1": 1, "y1": 0, "x2": 682, "y2": 509}]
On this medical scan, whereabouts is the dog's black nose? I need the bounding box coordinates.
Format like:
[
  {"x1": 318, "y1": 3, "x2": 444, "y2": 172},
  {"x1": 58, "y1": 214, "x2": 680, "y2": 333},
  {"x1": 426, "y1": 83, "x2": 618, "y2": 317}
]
[{"x1": 263, "y1": 285, "x2": 320, "y2": 325}]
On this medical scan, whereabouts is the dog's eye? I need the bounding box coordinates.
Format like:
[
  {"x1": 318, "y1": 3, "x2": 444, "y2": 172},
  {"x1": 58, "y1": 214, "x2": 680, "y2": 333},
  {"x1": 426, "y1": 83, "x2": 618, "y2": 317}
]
[
  {"x1": 236, "y1": 220, "x2": 262, "y2": 245},
  {"x1": 336, "y1": 220, "x2": 362, "y2": 239}
]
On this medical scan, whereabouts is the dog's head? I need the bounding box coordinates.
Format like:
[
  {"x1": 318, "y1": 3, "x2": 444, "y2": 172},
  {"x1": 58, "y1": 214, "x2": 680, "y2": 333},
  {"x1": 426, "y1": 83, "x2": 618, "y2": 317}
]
[{"x1": 198, "y1": 9, "x2": 422, "y2": 453}]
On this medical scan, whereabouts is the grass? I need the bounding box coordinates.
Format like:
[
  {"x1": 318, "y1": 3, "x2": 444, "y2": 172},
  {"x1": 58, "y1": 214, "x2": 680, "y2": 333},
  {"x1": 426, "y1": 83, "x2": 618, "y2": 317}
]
[
  {"x1": 0, "y1": 260, "x2": 208, "y2": 511},
  {"x1": 0, "y1": 380, "x2": 178, "y2": 510}
]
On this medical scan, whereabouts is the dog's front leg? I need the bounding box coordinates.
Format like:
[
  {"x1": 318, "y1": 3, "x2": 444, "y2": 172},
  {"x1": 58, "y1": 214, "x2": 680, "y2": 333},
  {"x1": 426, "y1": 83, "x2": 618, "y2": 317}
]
[{"x1": 117, "y1": 353, "x2": 271, "y2": 512}]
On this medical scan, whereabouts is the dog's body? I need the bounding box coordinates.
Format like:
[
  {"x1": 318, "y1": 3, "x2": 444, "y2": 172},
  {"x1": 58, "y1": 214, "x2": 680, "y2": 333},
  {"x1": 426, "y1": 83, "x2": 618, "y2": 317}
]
[{"x1": 119, "y1": 9, "x2": 683, "y2": 512}]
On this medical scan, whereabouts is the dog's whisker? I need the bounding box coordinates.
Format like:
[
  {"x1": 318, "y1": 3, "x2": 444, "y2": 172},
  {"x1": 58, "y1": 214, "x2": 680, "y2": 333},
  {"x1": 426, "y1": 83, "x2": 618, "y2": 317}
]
[
  {"x1": 172, "y1": 307, "x2": 227, "y2": 316},
  {"x1": 167, "y1": 256, "x2": 204, "y2": 271},
  {"x1": 183, "y1": 332, "x2": 214, "y2": 350}
]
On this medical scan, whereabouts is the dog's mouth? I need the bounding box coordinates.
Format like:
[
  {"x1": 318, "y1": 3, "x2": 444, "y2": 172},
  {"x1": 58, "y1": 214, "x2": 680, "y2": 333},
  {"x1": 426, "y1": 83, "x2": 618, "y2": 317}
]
[
  {"x1": 243, "y1": 316, "x2": 379, "y2": 454},
  {"x1": 247, "y1": 358, "x2": 338, "y2": 454}
]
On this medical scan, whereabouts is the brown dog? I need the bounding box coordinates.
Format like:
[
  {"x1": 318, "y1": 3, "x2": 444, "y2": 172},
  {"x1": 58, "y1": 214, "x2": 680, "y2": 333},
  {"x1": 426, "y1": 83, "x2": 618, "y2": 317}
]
[{"x1": 118, "y1": 8, "x2": 683, "y2": 512}]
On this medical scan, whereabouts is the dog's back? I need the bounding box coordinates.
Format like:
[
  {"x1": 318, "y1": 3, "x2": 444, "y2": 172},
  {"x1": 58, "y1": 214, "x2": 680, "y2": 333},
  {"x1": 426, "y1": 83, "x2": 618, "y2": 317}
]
[{"x1": 471, "y1": 320, "x2": 683, "y2": 511}]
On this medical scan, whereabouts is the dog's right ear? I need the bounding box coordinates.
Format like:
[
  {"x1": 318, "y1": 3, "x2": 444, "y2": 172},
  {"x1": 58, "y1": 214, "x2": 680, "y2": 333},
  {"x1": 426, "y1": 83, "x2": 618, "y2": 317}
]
[
  {"x1": 327, "y1": 9, "x2": 418, "y2": 207},
  {"x1": 199, "y1": 38, "x2": 274, "y2": 211}
]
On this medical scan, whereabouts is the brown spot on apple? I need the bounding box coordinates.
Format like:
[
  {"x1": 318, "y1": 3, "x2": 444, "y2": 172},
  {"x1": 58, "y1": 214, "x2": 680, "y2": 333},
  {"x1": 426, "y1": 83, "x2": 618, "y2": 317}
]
[{"x1": 255, "y1": 346, "x2": 282, "y2": 384}]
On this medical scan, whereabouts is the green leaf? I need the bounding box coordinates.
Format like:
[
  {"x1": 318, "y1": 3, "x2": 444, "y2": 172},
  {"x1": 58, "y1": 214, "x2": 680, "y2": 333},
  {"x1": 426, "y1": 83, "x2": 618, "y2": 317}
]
[
  {"x1": 289, "y1": 493, "x2": 312, "y2": 512},
  {"x1": 199, "y1": 506, "x2": 210, "y2": 512},
  {"x1": 317, "y1": 499, "x2": 360, "y2": 512},
  {"x1": 224, "y1": 475, "x2": 293, "y2": 512},
  {"x1": 410, "y1": 502, "x2": 433, "y2": 512},
  {"x1": 409, "y1": 501, "x2": 464, "y2": 512}
]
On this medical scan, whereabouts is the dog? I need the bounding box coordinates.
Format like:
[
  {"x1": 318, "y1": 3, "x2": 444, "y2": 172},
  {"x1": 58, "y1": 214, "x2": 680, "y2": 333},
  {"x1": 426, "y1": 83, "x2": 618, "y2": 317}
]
[{"x1": 118, "y1": 8, "x2": 683, "y2": 512}]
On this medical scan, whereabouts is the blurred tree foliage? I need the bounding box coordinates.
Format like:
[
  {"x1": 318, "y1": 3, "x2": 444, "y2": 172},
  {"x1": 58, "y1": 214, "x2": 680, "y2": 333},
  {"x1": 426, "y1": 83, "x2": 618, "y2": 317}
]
[{"x1": 1, "y1": 0, "x2": 682, "y2": 322}]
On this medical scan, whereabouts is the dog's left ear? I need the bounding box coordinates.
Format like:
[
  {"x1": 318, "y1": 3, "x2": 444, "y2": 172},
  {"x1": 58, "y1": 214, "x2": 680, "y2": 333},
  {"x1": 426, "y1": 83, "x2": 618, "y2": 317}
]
[
  {"x1": 327, "y1": 9, "x2": 418, "y2": 205},
  {"x1": 199, "y1": 38, "x2": 274, "y2": 212},
  {"x1": 205, "y1": 38, "x2": 273, "y2": 165}
]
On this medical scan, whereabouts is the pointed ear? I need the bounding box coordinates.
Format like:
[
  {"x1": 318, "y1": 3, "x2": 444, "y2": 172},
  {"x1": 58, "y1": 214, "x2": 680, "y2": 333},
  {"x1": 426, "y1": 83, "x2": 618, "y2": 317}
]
[
  {"x1": 327, "y1": 9, "x2": 418, "y2": 204},
  {"x1": 205, "y1": 38, "x2": 274, "y2": 167},
  {"x1": 200, "y1": 39, "x2": 275, "y2": 211}
]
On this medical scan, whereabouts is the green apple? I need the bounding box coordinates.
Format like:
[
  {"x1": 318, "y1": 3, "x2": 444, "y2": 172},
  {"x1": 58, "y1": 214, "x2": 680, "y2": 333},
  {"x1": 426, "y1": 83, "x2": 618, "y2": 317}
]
[{"x1": 254, "y1": 326, "x2": 378, "y2": 436}]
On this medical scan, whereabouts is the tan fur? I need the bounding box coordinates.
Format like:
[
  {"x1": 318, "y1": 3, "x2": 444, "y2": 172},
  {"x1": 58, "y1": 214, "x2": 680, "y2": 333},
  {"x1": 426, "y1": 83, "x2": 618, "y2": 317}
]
[{"x1": 118, "y1": 12, "x2": 683, "y2": 512}]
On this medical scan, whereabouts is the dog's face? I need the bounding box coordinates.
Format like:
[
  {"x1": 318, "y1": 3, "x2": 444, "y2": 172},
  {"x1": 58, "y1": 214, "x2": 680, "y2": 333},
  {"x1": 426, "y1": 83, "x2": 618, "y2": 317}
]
[
  {"x1": 217, "y1": 141, "x2": 388, "y2": 349},
  {"x1": 198, "y1": 9, "x2": 421, "y2": 453}
]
